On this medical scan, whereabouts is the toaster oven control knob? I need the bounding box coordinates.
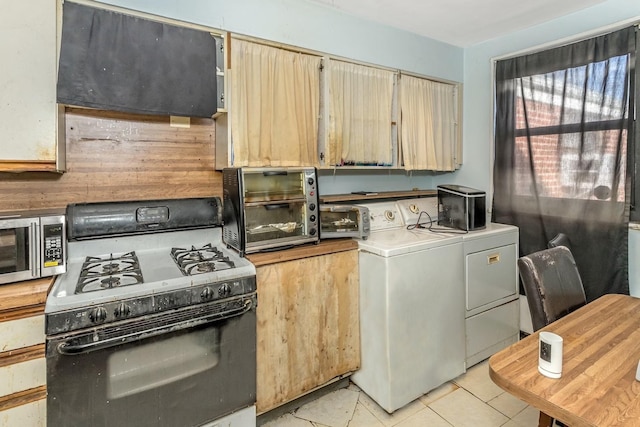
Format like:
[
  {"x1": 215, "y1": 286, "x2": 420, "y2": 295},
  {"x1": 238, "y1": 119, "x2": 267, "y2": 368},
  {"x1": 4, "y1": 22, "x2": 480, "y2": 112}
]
[
  {"x1": 219, "y1": 283, "x2": 231, "y2": 298},
  {"x1": 114, "y1": 303, "x2": 131, "y2": 318},
  {"x1": 201, "y1": 287, "x2": 214, "y2": 301},
  {"x1": 89, "y1": 307, "x2": 108, "y2": 323},
  {"x1": 309, "y1": 203, "x2": 316, "y2": 211},
  {"x1": 307, "y1": 177, "x2": 315, "y2": 186},
  {"x1": 310, "y1": 227, "x2": 317, "y2": 236},
  {"x1": 310, "y1": 215, "x2": 316, "y2": 222}
]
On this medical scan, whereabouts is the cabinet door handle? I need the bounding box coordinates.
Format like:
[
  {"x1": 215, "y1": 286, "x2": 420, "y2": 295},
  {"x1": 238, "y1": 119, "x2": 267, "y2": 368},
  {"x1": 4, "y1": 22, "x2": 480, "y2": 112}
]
[{"x1": 488, "y1": 254, "x2": 500, "y2": 265}]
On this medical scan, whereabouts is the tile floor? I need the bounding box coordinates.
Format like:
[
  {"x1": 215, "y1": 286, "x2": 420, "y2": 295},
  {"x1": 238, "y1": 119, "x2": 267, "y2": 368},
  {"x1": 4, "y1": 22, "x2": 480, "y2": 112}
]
[{"x1": 261, "y1": 360, "x2": 546, "y2": 427}]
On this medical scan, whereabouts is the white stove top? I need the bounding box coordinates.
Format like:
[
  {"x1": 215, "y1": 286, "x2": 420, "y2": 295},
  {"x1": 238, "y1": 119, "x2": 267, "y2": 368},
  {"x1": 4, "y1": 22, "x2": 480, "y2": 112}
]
[{"x1": 46, "y1": 227, "x2": 255, "y2": 313}]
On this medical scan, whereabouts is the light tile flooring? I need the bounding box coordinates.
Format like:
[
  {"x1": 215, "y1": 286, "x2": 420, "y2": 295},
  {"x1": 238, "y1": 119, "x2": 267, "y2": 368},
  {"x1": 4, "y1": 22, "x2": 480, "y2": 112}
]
[{"x1": 261, "y1": 360, "x2": 546, "y2": 427}]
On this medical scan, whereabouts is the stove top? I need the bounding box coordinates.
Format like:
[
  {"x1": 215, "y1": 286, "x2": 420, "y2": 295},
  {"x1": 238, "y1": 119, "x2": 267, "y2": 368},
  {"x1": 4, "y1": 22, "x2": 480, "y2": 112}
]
[
  {"x1": 171, "y1": 243, "x2": 236, "y2": 276},
  {"x1": 46, "y1": 227, "x2": 255, "y2": 316},
  {"x1": 44, "y1": 197, "x2": 257, "y2": 337},
  {"x1": 76, "y1": 251, "x2": 144, "y2": 293}
]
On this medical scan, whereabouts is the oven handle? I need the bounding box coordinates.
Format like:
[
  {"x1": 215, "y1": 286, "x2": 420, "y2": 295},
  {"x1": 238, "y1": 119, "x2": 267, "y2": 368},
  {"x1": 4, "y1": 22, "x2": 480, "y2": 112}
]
[{"x1": 57, "y1": 299, "x2": 253, "y2": 356}]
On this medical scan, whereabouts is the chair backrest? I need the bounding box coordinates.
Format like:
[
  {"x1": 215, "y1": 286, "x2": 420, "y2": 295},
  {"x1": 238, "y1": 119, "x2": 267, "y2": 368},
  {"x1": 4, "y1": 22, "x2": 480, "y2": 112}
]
[
  {"x1": 518, "y1": 246, "x2": 587, "y2": 332},
  {"x1": 547, "y1": 233, "x2": 572, "y2": 252}
]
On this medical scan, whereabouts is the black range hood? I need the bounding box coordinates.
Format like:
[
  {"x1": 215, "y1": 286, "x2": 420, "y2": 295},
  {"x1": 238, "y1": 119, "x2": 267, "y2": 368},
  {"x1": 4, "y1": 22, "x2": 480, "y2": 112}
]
[{"x1": 57, "y1": 2, "x2": 217, "y2": 118}]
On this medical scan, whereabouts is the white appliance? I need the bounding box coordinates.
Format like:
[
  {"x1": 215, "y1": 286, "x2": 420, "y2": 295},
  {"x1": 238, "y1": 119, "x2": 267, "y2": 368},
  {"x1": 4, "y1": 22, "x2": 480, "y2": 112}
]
[
  {"x1": 396, "y1": 197, "x2": 520, "y2": 367},
  {"x1": 351, "y1": 200, "x2": 465, "y2": 414}
]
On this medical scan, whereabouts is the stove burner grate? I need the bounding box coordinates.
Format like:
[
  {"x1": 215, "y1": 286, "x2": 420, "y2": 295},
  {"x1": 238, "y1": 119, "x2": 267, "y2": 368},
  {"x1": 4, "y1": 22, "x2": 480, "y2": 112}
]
[
  {"x1": 171, "y1": 243, "x2": 236, "y2": 276},
  {"x1": 76, "y1": 252, "x2": 144, "y2": 294}
]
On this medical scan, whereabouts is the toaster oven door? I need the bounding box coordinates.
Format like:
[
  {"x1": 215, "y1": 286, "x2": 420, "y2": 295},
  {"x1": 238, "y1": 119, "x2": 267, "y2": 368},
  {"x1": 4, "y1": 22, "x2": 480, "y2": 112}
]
[
  {"x1": 242, "y1": 169, "x2": 309, "y2": 203},
  {"x1": 320, "y1": 207, "x2": 361, "y2": 235},
  {"x1": 244, "y1": 202, "x2": 309, "y2": 249}
]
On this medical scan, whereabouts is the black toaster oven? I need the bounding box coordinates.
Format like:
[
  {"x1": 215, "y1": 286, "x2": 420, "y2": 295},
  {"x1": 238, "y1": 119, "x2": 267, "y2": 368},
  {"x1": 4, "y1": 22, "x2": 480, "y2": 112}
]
[{"x1": 437, "y1": 184, "x2": 486, "y2": 231}]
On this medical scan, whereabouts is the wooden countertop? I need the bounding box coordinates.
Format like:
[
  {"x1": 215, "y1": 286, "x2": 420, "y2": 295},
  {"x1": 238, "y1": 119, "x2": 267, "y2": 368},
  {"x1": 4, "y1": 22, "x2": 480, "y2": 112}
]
[
  {"x1": 0, "y1": 277, "x2": 53, "y2": 313},
  {"x1": 247, "y1": 239, "x2": 358, "y2": 267},
  {"x1": 489, "y1": 294, "x2": 640, "y2": 427},
  {"x1": 0, "y1": 240, "x2": 358, "y2": 309}
]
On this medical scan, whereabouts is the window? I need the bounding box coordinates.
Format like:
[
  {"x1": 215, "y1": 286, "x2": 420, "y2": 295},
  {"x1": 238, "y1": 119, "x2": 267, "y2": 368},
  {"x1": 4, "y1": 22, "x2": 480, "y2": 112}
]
[
  {"x1": 492, "y1": 25, "x2": 637, "y2": 300},
  {"x1": 512, "y1": 58, "x2": 630, "y2": 203}
]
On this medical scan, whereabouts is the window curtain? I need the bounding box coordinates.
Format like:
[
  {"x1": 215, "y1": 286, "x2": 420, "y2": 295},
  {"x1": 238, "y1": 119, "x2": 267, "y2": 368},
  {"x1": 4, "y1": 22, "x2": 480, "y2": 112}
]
[
  {"x1": 230, "y1": 39, "x2": 321, "y2": 167},
  {"x1": 493, "y1": 26, "x2": 637, "y2": 300},
  {"x1": 400, "y1": 75, "x2": 457, "y2": 171},
  {"x1": 327, "y1": 60, "x2": 394, "y2": 166}
]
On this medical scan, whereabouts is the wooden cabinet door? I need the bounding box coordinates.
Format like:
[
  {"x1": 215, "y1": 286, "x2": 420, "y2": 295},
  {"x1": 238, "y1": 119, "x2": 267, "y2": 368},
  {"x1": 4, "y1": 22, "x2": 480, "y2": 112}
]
[
  {"x1": 255, "y1": 250, "x2": 360, "y2": 414},
  {"x1": 0, "y1": 0, "x2": 64, "y2": 172}
]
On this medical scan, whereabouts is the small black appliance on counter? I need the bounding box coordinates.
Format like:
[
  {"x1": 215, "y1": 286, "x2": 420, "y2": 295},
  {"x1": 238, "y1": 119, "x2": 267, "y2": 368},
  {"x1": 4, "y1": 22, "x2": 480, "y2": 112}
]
[{"x1": 437, "y1": 184, "x2": 486, "y2": 231}]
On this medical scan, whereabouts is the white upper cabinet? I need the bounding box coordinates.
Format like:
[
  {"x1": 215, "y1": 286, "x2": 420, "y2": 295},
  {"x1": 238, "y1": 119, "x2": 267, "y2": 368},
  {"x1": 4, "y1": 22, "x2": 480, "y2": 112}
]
[{"x1": 0, "y1": 0, "x2": 65, "y2": 172}]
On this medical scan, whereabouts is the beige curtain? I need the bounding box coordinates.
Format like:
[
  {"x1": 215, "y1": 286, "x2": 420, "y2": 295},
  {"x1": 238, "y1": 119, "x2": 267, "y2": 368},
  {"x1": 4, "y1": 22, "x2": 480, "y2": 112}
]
[
  {"x1": 400, "y1": 75, "x2": 457, "y2": 171},
  {"x1": 230, "y1": 39, "x2": 321, "y2": 167},
  {"x1": 328, "y1": 60, "x2": 394, "y2": 166}
]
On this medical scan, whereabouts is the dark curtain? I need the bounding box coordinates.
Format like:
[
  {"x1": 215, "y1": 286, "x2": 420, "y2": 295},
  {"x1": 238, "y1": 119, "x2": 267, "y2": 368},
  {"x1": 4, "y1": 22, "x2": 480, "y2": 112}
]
[{"x1": 493, "y1": 26, "x2": 637, "y2": 301}]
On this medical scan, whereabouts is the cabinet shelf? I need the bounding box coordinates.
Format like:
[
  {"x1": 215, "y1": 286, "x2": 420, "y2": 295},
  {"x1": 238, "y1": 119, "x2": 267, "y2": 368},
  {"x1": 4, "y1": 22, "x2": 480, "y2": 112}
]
[{"x1": 319, "y1": 189, "x2": 436, "y2": 204}]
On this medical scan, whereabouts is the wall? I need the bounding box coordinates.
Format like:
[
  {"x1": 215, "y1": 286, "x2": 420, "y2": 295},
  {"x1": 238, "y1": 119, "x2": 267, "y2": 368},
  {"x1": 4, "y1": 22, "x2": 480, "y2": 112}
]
[
  {"x1": 0, "y1": 108, "x2": 221, "y2": 212},
  {"x1": 453, "y1": 0, "x2": 640, "y2": 292},
  {"x1": 96, "y1": 0, "x2": 464, "y2": 195},
  {"x1": 439, "y1": 0, "x2": 640, "y2": 205}
]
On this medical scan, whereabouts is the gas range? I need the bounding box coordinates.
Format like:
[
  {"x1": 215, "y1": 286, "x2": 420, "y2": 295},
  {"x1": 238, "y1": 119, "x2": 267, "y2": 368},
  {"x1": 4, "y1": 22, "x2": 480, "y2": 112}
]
[
  {"x1": 45, "y1": 198, "x2": 258, "y2": 427},
  {"x1": 45, "y1": 198, "x2": 256, "y2": 335}
]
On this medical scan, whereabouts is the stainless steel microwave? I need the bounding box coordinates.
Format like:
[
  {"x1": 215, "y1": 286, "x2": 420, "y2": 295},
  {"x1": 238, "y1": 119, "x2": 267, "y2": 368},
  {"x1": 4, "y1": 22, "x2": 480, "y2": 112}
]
[
  {"x1": 223, "y1": 167, "x2": 320, "y2": 255},
  {"x1": 0, "y1": 211, "x2": 66, "y2": 284}
]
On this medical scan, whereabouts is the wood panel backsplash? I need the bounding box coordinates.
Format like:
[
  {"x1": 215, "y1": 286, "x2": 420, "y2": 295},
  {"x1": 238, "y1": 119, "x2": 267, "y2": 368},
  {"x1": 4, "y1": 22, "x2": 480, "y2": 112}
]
[{"x1": 0, "y1": 108, "x2": 222, "y2": 212}]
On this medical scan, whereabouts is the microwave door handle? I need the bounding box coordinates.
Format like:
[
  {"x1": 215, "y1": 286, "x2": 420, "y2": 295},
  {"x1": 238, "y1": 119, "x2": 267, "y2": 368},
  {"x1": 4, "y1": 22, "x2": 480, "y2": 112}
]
[
  {"x1": 30, "y1": 222, "x2": 38, "y2": 277},
  {"x1": 264, "y1": 203, "x2": 290, "y2": 210},
  {"x1": 56, "y1": 299, "x2": 253, "y2": 355}
]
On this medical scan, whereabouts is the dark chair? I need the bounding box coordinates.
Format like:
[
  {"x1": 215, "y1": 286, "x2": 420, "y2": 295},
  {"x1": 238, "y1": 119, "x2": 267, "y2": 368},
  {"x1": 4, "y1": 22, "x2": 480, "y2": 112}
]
[
  {"x1": 518, "y1": 245, "x2": 587, "y2": 332},
  {"x1": 547, "y1": 233, "x2": 572, "y2": 252},
  {"x1": 518, "y1": 245, "x2": 587, "y2": 427}
]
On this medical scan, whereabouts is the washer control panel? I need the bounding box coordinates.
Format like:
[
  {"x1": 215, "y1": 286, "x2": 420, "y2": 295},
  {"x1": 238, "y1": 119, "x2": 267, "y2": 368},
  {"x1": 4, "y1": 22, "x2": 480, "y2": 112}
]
[
  {"x1": 357, "y1": 201, "x2": 404, "y2": 231},
  {"x1": 396, "y1": 198, "x2": 439, "y2": 227}
]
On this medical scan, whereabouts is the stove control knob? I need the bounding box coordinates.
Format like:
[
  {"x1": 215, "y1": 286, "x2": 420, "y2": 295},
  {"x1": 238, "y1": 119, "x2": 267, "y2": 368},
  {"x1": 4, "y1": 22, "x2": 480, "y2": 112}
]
[
  {"x1": 219, "y1": 283, "x2": 231, "y2": 298},
  {"x1": 201, "y1": 287, "x2": 214, "y2": 301},
  {"x1": 114, "y1": 303, "x2": 131, "y2": 318},
  {"x1": 89, "y1": 307, "x2": 108, "y2": 324}
]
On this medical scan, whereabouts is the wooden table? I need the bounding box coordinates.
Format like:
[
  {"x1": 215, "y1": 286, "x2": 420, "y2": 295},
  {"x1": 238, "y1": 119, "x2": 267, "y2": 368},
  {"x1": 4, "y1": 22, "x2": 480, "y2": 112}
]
[{"x1": 489, "y1": 294, "x2": 640, "y2": 427}]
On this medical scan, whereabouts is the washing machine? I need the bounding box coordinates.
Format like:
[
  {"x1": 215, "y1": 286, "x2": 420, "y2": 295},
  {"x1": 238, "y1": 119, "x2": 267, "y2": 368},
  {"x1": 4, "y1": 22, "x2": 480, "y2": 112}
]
[{"x1": 351, "y1": 200, "x2": 465, "y2": 414}]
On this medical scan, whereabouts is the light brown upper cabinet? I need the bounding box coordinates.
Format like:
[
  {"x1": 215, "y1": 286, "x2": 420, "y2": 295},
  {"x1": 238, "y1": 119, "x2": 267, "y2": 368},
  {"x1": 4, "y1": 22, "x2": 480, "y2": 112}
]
[
  {"x1": 215, "y1": 34, "x2": 462, "y2": 171},
  {"x1": 0, "y1": 0, "x2": 65, "y2": 173},
  {"x1": 399, "y1": 74, "x2": 462, "y2": 171},
  {"x1": 216, "y1": 37, "x2": 321, "y2": 168}
]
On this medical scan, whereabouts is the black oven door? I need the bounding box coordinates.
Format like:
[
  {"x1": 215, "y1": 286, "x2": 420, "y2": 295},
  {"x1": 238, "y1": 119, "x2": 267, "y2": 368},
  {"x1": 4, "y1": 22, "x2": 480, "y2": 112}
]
[{"x1": 46, "y1": 301, "x2": 256, "y2": 427}]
